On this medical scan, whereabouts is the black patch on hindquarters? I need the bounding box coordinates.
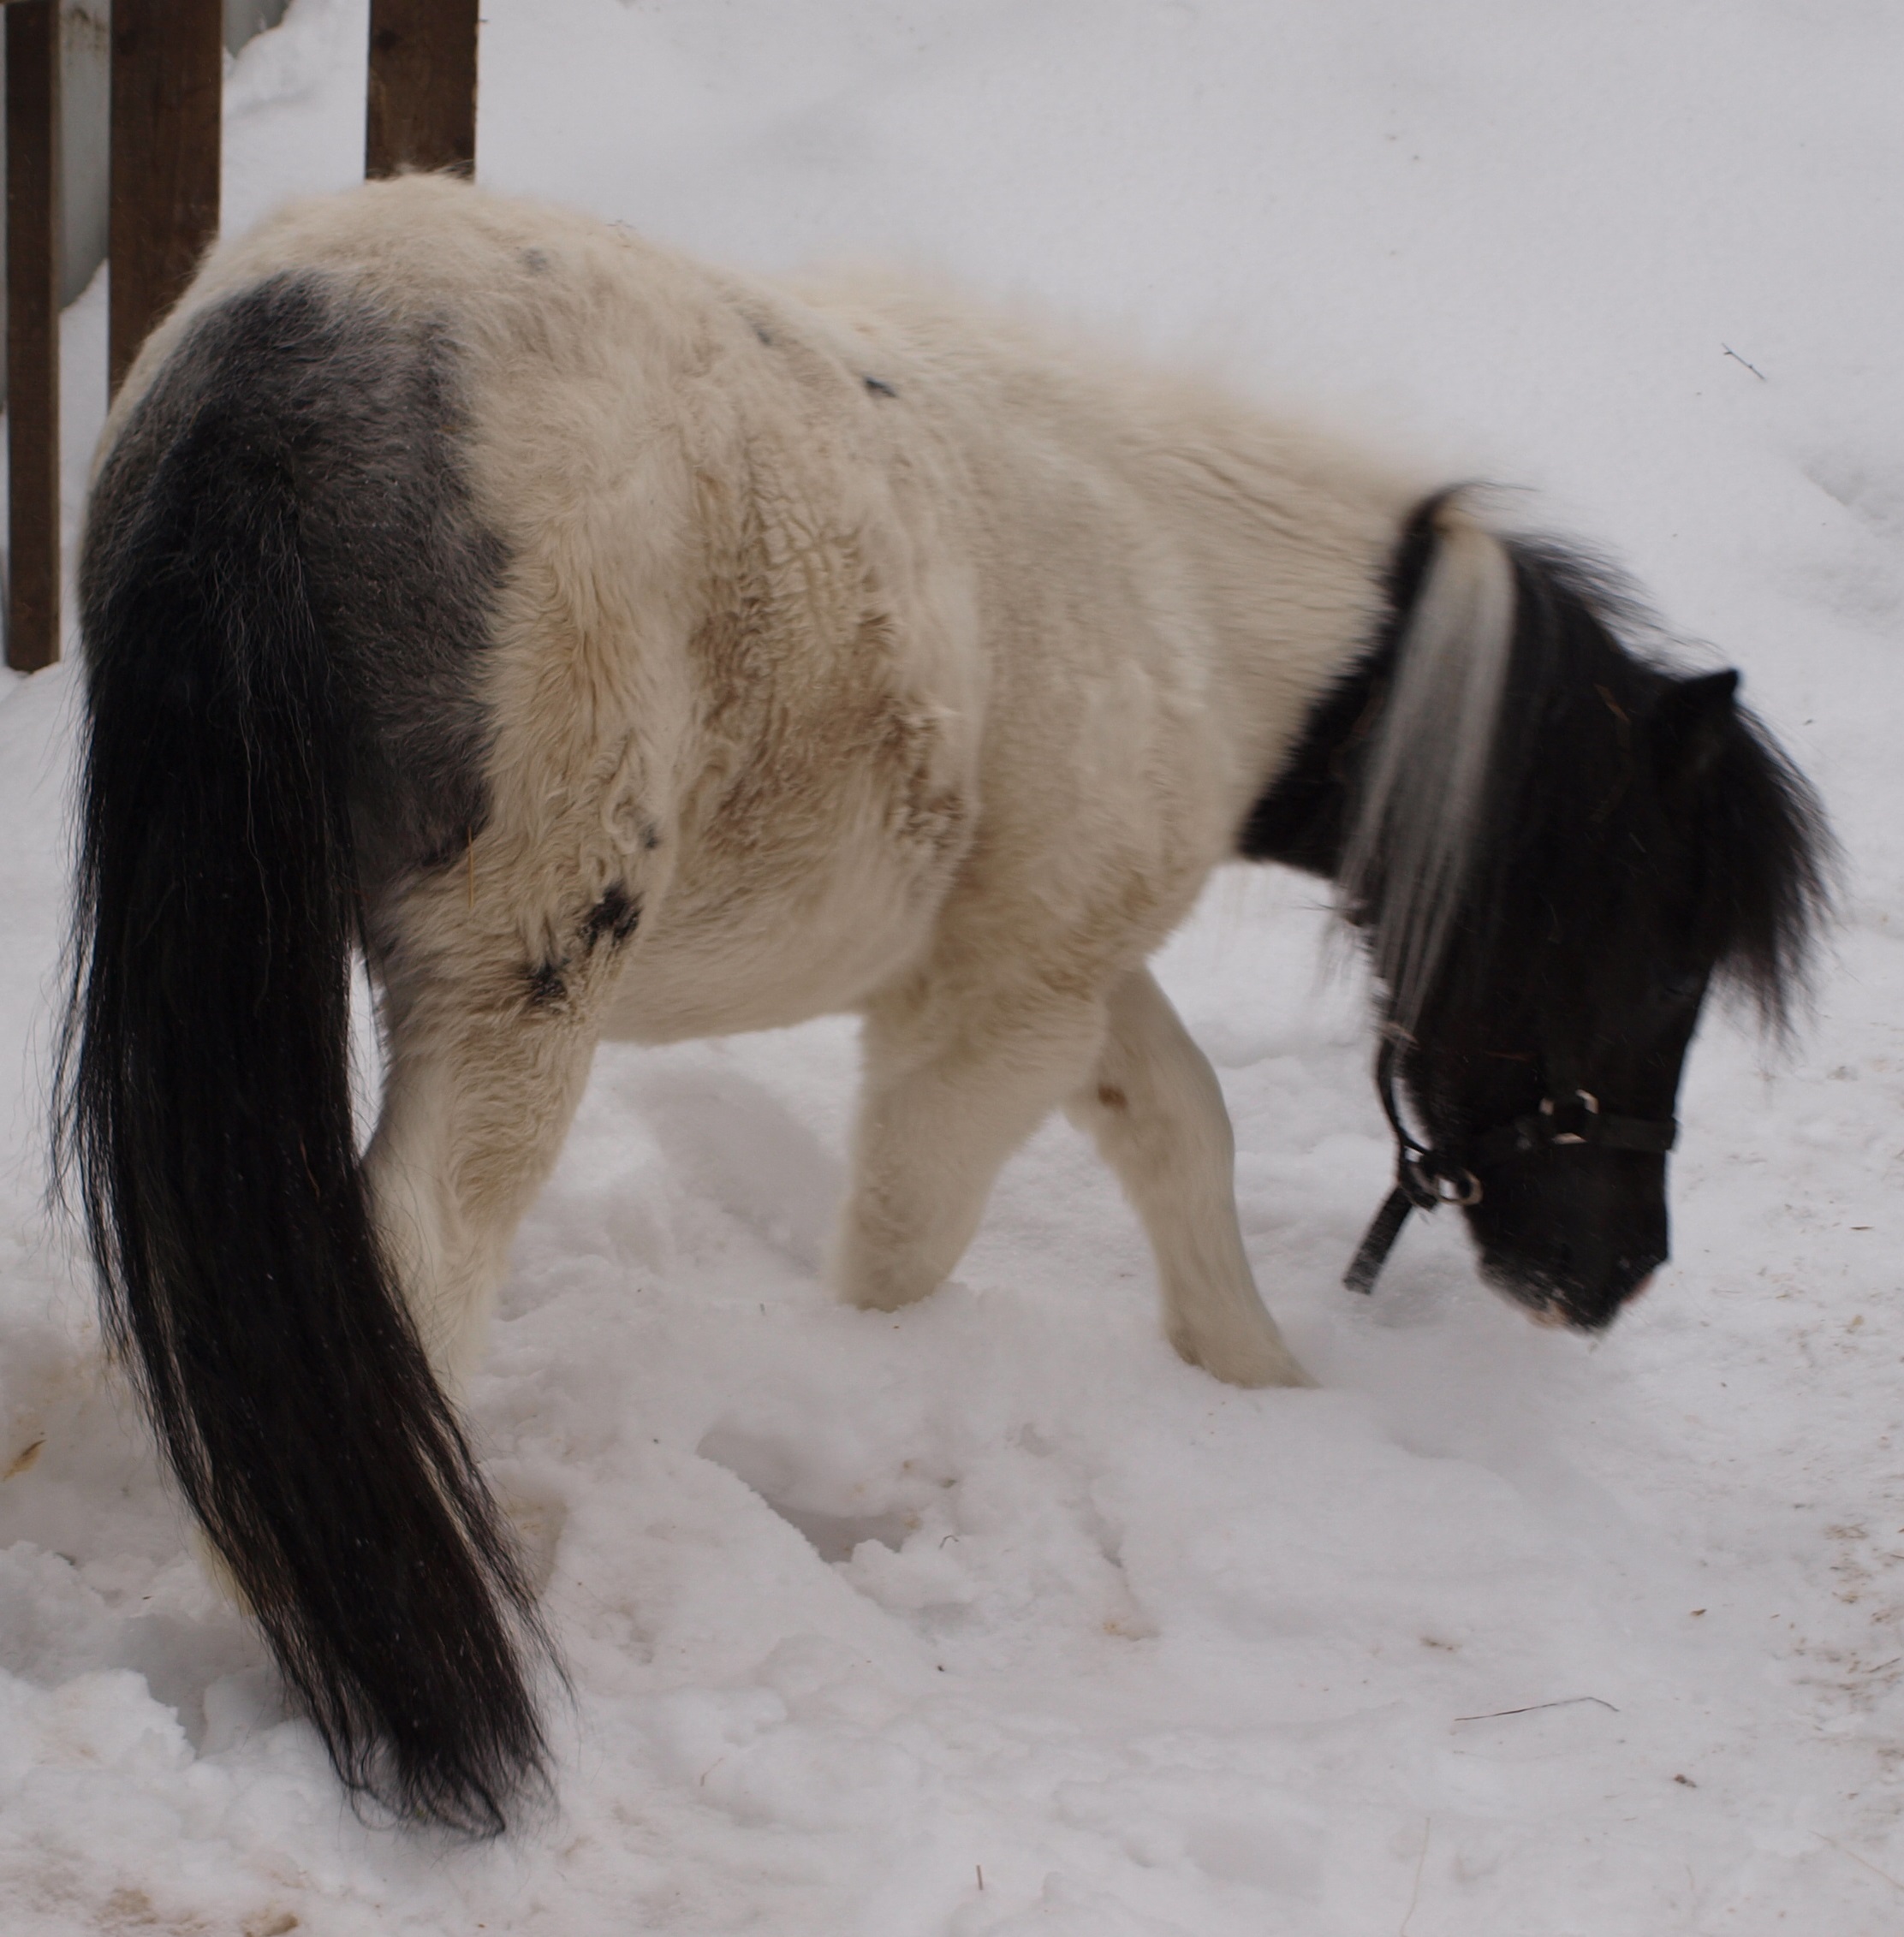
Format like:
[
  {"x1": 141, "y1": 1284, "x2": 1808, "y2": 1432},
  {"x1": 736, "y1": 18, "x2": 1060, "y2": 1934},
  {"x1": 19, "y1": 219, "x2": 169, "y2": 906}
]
[
  {"x1": 84, "y1": 272, "x2": 507, "y2": 889},
  {"x1": 863, "y1": 375, "x2": 898, "y2": 399}
]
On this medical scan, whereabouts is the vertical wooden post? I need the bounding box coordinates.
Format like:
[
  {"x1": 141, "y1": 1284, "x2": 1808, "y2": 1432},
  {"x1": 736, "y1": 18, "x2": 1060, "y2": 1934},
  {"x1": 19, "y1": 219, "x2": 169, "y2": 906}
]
[
  {"x1": 6, "y1": 0, "x2": 61, "y2": 674},
  {"x1": 367, "y1": 0, "x2": 479, "y2": 179},
  {"x1": 108, "y1": 0, "x2": 223, "y2": 397}
]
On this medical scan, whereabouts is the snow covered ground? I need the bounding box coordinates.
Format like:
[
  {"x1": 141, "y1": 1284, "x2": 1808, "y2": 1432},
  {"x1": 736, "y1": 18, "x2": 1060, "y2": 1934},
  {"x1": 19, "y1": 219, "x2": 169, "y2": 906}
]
[{"x1": 3, "y1": 1, "x2": 1902, "y2": 1929}]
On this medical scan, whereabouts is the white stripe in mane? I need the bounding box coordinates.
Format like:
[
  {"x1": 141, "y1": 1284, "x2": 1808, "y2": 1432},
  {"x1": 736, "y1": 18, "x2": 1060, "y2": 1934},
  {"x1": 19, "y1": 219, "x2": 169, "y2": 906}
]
[{"x1": 1341, "y1": 496, "x2": 1515, "y2": 1030}]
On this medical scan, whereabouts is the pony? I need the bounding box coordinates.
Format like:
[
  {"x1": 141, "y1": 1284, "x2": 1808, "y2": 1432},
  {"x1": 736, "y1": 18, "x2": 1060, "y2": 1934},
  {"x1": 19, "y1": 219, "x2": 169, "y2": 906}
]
[{"x1": 57, "y1": 175, "x2": 1830, "y2": 1833}]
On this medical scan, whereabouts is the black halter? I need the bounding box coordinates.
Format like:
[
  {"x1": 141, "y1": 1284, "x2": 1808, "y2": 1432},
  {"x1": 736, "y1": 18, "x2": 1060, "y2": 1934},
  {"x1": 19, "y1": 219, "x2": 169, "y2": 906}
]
[{"x1": 1343, "y1": 1029, "x2": 1679, "y2": 1295}]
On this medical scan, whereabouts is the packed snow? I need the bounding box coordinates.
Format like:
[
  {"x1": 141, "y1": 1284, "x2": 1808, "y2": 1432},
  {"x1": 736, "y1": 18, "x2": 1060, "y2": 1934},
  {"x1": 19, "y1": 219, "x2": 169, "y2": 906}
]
[{"x1": 3, "y1": 2, "x2": 1902, "y2": 1931}]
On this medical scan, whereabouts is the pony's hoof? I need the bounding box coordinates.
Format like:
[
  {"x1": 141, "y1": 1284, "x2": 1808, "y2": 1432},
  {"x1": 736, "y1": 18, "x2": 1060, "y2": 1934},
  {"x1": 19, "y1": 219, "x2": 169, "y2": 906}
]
[
  {"x1": 840, "y1": 1280, "x2": 937, "y2": 1314},
  {"x1": 830, "y1": 1239, "x2": 945, "y2": 1313}
]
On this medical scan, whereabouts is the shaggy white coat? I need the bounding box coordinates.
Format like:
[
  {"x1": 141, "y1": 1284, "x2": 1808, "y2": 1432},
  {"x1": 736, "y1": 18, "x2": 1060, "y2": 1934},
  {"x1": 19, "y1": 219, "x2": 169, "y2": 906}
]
[{"x1": 103, "y1": 175, "x2": 1441, "y2": 1393}]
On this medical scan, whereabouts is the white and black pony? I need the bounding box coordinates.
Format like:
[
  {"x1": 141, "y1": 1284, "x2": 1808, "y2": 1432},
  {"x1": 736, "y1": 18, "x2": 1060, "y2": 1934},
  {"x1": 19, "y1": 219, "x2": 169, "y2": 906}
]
[{"x1": 57, "y1": 177, "x2": 1829, "y2": 1833}]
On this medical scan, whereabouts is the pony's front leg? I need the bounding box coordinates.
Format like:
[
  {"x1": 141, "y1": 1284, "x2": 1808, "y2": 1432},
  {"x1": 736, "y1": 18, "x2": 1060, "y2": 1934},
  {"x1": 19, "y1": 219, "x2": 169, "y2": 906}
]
[
  {"x1": 835, "y1": 984, "x2": 1110, "y2": 1314},
  {"x1": 1066, "y1": 968, "x2": 1312, "y2": 1388},
  {"x1": 364, "y1": 941, "x2": 607, "y2": 1394}
]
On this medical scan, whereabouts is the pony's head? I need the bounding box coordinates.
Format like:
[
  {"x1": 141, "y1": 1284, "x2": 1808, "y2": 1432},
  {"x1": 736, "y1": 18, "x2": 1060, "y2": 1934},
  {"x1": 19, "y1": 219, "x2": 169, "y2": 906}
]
[{"x1": 1332, "y1": 498, "x2": 1832, "y2": 1328}]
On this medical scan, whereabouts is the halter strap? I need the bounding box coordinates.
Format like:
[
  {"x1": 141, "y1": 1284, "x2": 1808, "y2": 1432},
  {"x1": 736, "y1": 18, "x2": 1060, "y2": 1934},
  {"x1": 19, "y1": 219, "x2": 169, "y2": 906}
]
[{"x1": 1343, "y1": 1031, "x2": 1678, "y2": 1296}]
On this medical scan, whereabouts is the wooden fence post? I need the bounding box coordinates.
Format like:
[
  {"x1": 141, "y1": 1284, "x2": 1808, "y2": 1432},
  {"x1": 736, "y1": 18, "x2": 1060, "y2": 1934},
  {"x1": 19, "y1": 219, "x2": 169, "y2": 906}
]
[
  {"x1": 108, "y1": 0, "x2": 223, "y2": 398},
  {"x1": 367, "y1": 0, "x2": 479, "y2": 179},
  {"x1": 5, "y1": 0, "x2": 60, "y2": 673},
  {"x1": 2, "y1": 0, "x2": 482, "y2": 674}
]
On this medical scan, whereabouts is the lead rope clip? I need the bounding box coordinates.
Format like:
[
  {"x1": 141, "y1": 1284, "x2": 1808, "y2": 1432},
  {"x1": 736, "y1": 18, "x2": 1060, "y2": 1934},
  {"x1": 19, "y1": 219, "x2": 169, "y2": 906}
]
[{"x1": 1344, "y1": 1031, "x2": 1481, "y2": 1295}]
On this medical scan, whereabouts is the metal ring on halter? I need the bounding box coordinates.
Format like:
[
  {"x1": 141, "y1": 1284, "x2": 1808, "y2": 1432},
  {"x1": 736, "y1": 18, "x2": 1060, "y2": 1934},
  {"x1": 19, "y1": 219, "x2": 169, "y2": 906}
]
[
  {"x1": 1400, "y1": 1152, "x2": 1485, "y2": 1212},
  {"x1": 1433, "y1": 1168, "x2": 1483, "y2": 1207}
]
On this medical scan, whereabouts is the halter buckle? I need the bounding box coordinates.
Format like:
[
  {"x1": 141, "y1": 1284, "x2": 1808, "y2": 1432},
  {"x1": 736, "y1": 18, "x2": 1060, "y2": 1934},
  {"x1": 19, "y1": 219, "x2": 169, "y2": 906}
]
[{"x1": 1539, "y1": 1089, "x2": 1598, "y2": 1144}]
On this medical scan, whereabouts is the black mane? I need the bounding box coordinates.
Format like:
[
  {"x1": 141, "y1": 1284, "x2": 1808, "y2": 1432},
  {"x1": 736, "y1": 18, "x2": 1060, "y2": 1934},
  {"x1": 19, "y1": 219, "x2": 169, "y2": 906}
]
[{"x1": 1242, "y1": 500, "x2": 1834, "y2": 1040}]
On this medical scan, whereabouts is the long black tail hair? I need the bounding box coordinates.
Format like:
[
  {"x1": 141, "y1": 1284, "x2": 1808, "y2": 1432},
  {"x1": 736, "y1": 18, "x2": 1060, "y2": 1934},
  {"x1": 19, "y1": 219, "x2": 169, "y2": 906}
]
[{"x1": 57, "y1": 277, "x2": 550, "y2": 1834}]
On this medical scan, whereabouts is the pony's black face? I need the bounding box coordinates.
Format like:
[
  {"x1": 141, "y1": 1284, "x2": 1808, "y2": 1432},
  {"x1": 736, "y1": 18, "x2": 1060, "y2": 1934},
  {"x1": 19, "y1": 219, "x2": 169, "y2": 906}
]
[
  {"x1": 1402, "y1": 659, "x2": 1811, "y2": 1331},
  {"x1": 1399, "y1": 859, "x2": 1712, "y2": 1331},
  {"x1": 1417, "y1": 971, "x2": 1703, "y2": 1330}
]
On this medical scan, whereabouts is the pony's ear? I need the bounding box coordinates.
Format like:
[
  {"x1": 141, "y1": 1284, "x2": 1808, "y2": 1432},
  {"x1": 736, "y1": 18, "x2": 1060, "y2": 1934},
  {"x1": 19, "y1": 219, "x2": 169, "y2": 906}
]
[{"x1": 1654, "y1": 668, "x2": 1740, "y2": 787}]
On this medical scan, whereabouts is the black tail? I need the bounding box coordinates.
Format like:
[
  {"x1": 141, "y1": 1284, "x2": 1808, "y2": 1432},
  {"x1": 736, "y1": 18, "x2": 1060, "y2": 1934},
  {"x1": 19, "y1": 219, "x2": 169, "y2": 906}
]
[{"x1": 58, "y1": 279, "x2": 547, "y2": 1833}]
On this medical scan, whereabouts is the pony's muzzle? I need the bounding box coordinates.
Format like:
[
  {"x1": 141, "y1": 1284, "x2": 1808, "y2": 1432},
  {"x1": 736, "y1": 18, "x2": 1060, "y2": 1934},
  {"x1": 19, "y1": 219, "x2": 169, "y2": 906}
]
[{"x1": 1476, "y1": 1241, "x2": 1665, "y2": 1333}]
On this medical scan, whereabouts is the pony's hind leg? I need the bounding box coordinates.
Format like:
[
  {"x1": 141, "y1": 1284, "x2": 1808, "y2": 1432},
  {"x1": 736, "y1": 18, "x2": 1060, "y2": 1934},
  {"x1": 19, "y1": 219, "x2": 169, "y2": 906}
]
[
  {"x1": 363, "y1": 877, "x2": 615, "y2": 1393},
  {"x1": 1066, "y1": 968, "x2": 1312, "y2": 1388}
]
